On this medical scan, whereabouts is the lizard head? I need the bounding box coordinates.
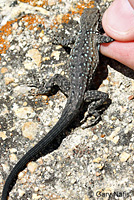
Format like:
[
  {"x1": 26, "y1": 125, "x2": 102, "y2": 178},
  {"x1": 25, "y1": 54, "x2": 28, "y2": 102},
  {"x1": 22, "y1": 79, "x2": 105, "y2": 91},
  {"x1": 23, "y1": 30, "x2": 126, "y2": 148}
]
[{"x1": 80, "y1": 7, "x2": 100, "y2": 27}]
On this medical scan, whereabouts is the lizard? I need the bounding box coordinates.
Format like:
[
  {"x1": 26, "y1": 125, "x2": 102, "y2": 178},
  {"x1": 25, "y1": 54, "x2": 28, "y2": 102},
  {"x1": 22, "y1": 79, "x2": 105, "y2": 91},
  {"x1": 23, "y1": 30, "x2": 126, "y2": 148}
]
[{"x1": 2, "y1": 7, "x2": 114, "y2": 200}]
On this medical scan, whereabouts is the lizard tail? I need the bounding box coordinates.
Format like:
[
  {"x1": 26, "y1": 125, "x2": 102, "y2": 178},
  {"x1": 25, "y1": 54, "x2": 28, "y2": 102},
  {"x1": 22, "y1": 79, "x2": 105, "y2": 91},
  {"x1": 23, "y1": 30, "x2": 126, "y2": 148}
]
[{"x1": 2, "y1": 105, "x2": 77, "y2": 200}]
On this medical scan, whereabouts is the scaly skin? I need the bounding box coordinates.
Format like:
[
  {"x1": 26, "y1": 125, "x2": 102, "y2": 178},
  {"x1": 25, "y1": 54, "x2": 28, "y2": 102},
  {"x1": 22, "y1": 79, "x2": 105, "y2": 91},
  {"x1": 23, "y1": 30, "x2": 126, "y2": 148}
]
[{"x1": 2, "y1": 7, "x2": 113, "y2": 199}]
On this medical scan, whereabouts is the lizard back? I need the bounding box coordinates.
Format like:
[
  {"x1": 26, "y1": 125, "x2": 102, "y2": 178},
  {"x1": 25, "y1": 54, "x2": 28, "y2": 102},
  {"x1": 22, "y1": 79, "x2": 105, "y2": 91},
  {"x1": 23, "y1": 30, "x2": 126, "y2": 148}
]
[{"x1": 65, "y1": 7, "x2": 101, "y2": 112}]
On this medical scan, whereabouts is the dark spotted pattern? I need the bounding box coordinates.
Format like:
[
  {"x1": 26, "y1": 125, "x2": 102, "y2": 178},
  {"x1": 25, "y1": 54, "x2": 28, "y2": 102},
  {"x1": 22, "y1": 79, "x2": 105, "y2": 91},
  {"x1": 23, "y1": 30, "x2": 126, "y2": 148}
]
[{"x1": 2, "y1": 7, "x2": 113, "y2": 200}]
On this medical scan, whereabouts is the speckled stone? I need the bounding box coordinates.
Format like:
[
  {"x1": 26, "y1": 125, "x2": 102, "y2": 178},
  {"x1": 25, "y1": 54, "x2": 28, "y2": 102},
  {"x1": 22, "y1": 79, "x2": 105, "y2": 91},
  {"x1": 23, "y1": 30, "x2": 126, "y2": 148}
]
[{"x1": 1, "y1": 0, "x2": 134, "y2": 200}]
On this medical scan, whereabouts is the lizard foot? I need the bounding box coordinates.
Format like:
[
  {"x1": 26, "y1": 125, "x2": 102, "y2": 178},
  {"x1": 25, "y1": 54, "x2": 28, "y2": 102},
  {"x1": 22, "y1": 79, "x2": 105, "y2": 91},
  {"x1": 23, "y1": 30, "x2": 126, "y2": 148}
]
[{"x1": 81, "y1": 90, "x2": 110, "y2": 128}]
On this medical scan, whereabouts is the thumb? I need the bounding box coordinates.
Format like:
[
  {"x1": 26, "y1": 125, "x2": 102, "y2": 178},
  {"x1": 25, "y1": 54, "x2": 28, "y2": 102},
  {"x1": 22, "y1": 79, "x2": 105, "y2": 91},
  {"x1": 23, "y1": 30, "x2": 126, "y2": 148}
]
[{"x1": 102, "y1": 0, "x2": 134, "y2": 41}]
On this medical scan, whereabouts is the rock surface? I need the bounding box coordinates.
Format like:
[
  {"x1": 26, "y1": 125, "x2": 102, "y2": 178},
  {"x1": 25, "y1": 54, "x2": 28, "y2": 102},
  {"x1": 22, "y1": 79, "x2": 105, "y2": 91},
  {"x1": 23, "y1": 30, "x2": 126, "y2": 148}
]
[{"x1": 0, "y1": 0, "x2": 134, "y2": 200}]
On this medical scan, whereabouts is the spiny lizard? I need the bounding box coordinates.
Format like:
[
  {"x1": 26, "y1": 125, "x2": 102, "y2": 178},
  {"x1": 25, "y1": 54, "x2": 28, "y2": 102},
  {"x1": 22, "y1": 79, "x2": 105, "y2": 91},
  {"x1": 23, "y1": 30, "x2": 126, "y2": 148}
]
[{"x1": 2, "y1": 7, "x2": 114, "y2": 199}]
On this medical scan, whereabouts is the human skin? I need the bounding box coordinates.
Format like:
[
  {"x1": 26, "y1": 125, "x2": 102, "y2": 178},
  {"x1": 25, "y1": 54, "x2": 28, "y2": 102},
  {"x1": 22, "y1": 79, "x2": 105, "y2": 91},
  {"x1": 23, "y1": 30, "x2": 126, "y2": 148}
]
[{"x1": 100, "y1": 0, "x2": 134, "y2": 70}]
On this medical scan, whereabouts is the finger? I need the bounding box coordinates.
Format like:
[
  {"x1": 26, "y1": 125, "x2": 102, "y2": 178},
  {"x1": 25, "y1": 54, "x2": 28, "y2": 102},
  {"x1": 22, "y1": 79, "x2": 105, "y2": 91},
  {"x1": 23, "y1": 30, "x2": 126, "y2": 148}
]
[
  {"x1": 100, "y1": 41, "x2": 134, "y2": 70},
  {"x1": 102, "y1": 0, "x2": 134, "y2": 41}
]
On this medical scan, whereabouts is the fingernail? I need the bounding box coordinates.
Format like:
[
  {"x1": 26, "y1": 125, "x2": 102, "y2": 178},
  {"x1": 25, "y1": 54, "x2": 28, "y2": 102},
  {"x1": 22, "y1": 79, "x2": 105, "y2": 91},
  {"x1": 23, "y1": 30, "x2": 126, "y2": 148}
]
[
  {"x1": 103, "y1": 0, "x2": 134, "y2": 36},
  {"x1": 129, "y1": 0, "x2": 134, "y2": 9}
]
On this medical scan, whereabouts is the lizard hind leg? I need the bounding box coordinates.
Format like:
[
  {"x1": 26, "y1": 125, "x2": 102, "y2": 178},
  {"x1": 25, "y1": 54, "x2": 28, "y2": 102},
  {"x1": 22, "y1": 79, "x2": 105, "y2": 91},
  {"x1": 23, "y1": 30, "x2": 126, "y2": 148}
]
[
  {"x1": 81, "y1": 90, "x2": 110, "y2": 128},
  {"x1": 37, "y1": 74, "x2": 70, "y2": 97}
]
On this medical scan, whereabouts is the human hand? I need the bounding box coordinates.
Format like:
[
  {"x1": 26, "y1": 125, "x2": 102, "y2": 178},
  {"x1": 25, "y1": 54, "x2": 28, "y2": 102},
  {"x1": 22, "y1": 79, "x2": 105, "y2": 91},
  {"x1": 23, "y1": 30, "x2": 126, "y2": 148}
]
[{"x1": 100, "y1": 0, "x2": 134, "y2": 70}]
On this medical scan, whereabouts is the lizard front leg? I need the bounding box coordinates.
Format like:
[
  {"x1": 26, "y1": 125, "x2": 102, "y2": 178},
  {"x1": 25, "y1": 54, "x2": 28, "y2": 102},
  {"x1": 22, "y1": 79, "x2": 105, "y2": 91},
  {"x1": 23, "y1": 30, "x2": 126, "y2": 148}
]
[
  {"x1": 53, "y1": 36, "x2": 76, "y2": 47},
  {"x1": 36, "y1": 74, "x2": 70, "y2": 97}
]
